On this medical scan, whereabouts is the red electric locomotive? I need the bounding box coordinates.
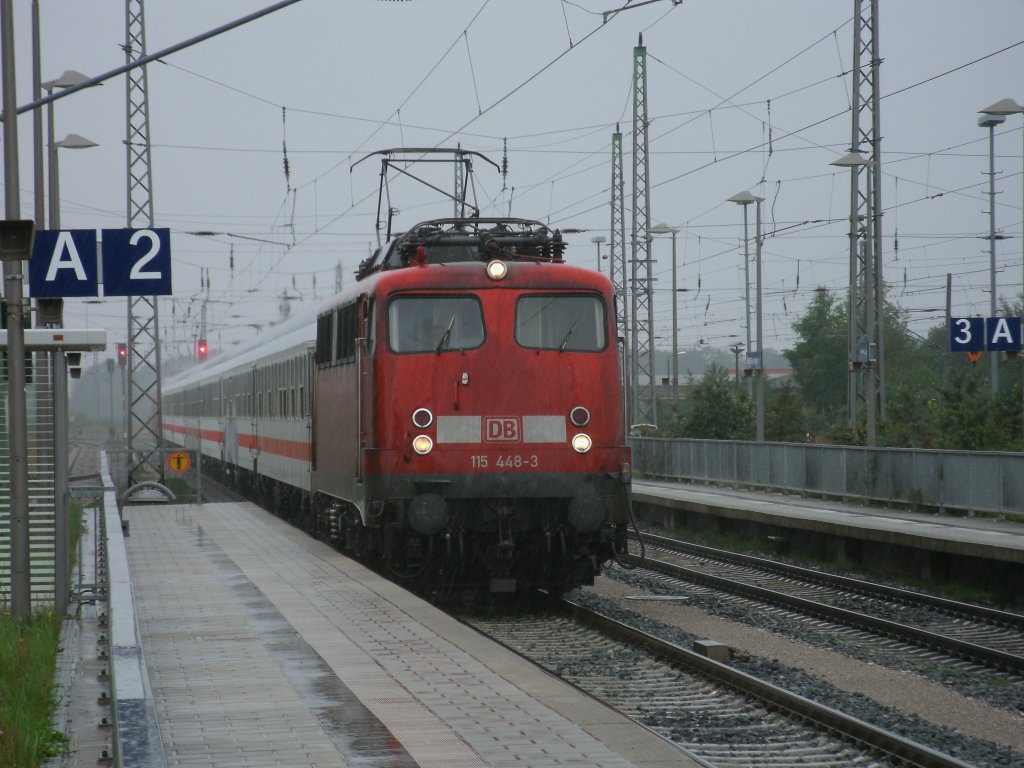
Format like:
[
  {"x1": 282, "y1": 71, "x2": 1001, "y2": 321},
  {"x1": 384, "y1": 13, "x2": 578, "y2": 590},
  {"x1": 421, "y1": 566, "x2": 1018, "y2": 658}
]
[
  {"x1": 164, "y1": 215, "x2": 636, "y2": 593},
  {"x1": 311, "y1": 217, "x2": 633, "y2": 592}
]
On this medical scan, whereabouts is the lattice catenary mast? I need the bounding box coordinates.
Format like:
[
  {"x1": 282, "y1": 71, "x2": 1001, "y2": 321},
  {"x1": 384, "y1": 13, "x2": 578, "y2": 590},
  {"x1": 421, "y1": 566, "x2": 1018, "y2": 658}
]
[
  {"x1": 631, "y1": 35, "x2": 654, "y2": 426},
  {"x1": 609, "y1": 125, "x2": 629, "y2": 408},
  {"x1": 841, "y1": 0, "x2": 883, "y2": 444},
  {"x1": 125, "y1": 0, "x2": 165, "y2": 481}
]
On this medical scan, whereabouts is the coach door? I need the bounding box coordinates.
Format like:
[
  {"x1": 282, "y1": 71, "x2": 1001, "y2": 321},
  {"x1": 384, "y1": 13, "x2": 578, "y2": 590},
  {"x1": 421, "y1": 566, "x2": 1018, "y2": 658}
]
[
  {"x1": 250, "y1": 364, "x2": 259, "y2": 475},
  {"x1": 356, "y1": 295, "x2": 373, "y2": 483}
]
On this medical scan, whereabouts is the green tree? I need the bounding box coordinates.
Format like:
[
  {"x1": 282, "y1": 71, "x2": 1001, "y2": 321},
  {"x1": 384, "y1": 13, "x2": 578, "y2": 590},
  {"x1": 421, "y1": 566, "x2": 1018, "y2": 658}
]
[
  {"x1": 765, "y1": 380, "x2": 807, "y2": 442},
  {"x1": 672, "y1": 364, "x2": 753, "y2": 439},
  {"x1": 935, "y1": 366, "x2": 995, "y2": 450},
  {"x1": 877, "y1": 302, "x2": 944, "y2": 447},
  {"x1": 785, "y1": 288, "x2": 847, "y2": 433}
]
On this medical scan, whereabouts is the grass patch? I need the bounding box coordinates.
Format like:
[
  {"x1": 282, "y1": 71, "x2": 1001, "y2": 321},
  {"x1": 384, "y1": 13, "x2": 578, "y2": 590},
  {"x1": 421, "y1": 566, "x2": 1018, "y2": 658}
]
[
  {"x1": 0, "y1": 610, "x2": 67, "y2": 767},
  {"x1": 0, "y1": 501, "x2": 84, "y2": 766}
]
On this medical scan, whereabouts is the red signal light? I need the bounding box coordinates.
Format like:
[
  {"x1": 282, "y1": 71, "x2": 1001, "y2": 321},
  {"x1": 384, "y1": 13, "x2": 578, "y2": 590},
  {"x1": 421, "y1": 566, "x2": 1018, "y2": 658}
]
[
  {"x1": 117, "y1": 343, "x2": 128, "y2": 365},
  {"x1": 197, "y1": 339, "x2": 208, "y2": 359}
]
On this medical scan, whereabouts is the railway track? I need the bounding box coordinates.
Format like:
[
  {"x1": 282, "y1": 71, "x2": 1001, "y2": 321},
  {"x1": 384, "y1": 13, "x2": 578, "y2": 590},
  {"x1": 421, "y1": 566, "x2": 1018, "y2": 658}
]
[
  {"x1": 463, "y1": 595, "x2": 972, "y2": 768},
  {"x1": 626, "y1": 532, "x2": 1024, "y2": 681}
]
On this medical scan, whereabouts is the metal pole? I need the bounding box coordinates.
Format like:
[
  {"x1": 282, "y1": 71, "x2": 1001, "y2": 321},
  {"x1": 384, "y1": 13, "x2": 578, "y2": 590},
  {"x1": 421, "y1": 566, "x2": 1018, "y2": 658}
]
[
  {"x1": 2, "y1": 0, "x2": 33, "y2": 622},
  {"x1": 647, "y1": 235, "x2": 656, "y2": 426},
  {"x1": 730, "y1": 344, "x2": 743, "y2": 388},
  {"x1": 31, "y1": 0, "x2": 44, "y2": 227},
  {"x1": 196, "y1": 445, "x2": 203, "y2": 503},
  {"x1": 870, "y1": 0, "x2": 885, "y2": 422},
  {"x1": 630, "y1": 233, "x2": 640, "y2": 425},
  {"x1": 109, "y1": 363, "x2": 116, "y2": 440},
  {"x1": 743, "y1": 204, "x2": 752, "y2": 398},
  {"x1": 122, "y1": 359, "x2": 129, "y2": 445},
  {"x1": 864, "y1": 168, "x2": 876, "y2": 445},
  {"x1": 671, "y1": 231, "x2": 678, "y2": 402},
  {"x1": 988, "y1": 121, "x2": 998, "y2": 396},
  {"x1": 54, "y1": 351, "x2": 69, "y2": 615},
  {"x1": 755, "y1": 199, "x2": 765, "y2": 442},
  {"x1": 847, "y1": 161, "x2": 858, "y2": 429},
  {"x1": 47, "y1": 104, "x2": 60, "y2": 228}
]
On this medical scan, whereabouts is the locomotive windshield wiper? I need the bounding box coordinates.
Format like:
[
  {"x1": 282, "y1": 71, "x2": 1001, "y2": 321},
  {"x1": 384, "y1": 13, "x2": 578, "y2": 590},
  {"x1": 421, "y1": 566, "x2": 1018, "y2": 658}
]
[
  {"x1": 558, "y1": 321, "x2": 578, "y2": 352},
  {"x1": 436, "y1": 315, "x2": 456, "y2": 354}
]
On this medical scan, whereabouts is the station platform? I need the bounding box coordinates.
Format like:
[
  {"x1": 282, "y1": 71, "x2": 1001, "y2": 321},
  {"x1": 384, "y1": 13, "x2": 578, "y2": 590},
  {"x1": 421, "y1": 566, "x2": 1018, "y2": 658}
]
[
  {"x1": 118, "y1": 501, "x2": 694, "y2": 768},
  {"x1": 632, "y1": 480, "x2": 1024, "y2": 565}
]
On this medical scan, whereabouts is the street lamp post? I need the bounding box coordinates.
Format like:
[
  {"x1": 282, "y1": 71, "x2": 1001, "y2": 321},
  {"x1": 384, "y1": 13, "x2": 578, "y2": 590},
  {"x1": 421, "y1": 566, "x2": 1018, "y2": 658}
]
[
  {"x1": 41, "y1": 71, "x2": 92, "y2": 227},
  {"x1": 979, "y1": 111, "x2": 1006, "y2": 395},
  {"x1": 727, "y1": 191, "x2": 761, "y2": 398},
  {"x1": 979, "y1": 98, "x2": 1024, "y2": 438},
  {"x1": 590, "y1": 235, "x2": 606, "y2": 272},
  {"x1": 650, "y1": 225, "x2": 679, "y2": 401},
  {"x1": 754, "y1": 197, "x2": 765, "y2": 442},
  {"x1": 48, "y1": 133, "x2": 98, "y2": 228},
  {"x1": 31, "y1": 0, "x2": 42, "y2": 225},
  {"x1": 830, "y1": 151, "x2": 875, "y2": 439}
]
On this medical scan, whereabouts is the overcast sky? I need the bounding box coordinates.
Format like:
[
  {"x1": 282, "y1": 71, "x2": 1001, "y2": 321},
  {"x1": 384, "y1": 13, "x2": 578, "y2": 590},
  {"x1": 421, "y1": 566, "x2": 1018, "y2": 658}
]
[{"x1": 5, "y1": 0, "x2": 1024, "y2": 369}]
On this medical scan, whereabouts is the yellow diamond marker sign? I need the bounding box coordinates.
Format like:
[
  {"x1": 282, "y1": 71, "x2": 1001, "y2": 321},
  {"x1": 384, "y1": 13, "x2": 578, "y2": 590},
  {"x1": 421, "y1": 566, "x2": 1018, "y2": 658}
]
[{"x1": 167, "y1": 450, "x2": 192, "y2": 474}]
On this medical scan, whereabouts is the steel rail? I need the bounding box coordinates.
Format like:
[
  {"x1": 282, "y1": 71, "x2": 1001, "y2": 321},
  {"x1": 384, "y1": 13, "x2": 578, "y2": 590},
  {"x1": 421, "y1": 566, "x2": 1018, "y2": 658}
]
[
  {"x1": 638, "y1": 530, "x2": 1024, "y2": 629},
  {"x1": 626, "y1": 540, "x2": 1024, "y2": 675},
  {"x1": 555, "y1": 595, "x2": 973, "y2": 768}
]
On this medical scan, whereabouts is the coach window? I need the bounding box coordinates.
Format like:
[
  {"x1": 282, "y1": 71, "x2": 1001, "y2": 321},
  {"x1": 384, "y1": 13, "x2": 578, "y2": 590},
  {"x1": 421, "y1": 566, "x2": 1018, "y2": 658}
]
[
  {"x1": 336, "y1": 303, "x2": 358, "y2": 364},
  {"x1": 515, "y1": 294, "x2": 606, "y2": 351},
  {"x1": 315, "y1": 313, "x2": 336, "y2": 367},
  {"x1": 388, "y1": 296, "x2": 484, "y2": 354}
]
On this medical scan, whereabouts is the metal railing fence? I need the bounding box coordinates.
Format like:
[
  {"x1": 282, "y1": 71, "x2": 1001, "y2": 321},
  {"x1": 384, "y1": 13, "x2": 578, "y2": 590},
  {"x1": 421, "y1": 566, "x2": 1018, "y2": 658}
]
[{"x1": 630, "y1": 438, "x2": 1024, "y2": 517}]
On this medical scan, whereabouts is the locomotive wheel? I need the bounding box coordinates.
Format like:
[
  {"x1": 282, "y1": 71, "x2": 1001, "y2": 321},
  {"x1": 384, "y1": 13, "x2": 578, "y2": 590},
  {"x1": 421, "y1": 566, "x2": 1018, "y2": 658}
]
[{"x1": 381, "y1": 530, "x2": 433, "y2": 585}]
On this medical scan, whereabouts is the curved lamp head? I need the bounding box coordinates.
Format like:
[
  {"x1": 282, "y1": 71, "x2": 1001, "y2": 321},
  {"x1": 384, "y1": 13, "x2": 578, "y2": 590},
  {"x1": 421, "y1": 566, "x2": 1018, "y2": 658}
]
[
  {"x1": 980, "y1": 98, "x2": 1024, "y2": 116},
  {"x1": 727, "y1": 190, "x2": 764, "y2": 206}
]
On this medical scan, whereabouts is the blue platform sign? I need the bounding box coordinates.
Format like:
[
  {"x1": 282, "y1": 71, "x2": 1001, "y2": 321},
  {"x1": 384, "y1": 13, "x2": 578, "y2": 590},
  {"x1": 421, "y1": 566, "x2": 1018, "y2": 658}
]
[
  {"x1": 987, "y1": 316, "x2": 1022, "y2": 351},
  {"x1": 29, "y1": 229, "x2": 99, "y2": 297},
  {"x1": 101, "y1": 227, "x2": 172, "y2": 296},
  {"x1": 949, "y1": 317, "x2": 985, "y2": 352},
  {"x1": 949, "y1": 316, "x2": 1022, "y2": 352}
]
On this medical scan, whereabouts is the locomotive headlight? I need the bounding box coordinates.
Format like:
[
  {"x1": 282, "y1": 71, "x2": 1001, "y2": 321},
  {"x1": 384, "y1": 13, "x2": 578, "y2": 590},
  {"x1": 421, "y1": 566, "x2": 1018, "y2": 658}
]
[
  {"x1": 412, "y1": 435, "x2": 434, "y2": 455},
  {"x1": 570, "y1": 406, "x2": 590, "y2": 427},
  {"x1": 412, "y1": 408, "x2": 434, "y2": 429},
  {"x1": 571, "y1": 433, "x2": 592, "y2": 454},
  {"x1": 486, "y1": 259, "x2": 508, "y2": 281}
]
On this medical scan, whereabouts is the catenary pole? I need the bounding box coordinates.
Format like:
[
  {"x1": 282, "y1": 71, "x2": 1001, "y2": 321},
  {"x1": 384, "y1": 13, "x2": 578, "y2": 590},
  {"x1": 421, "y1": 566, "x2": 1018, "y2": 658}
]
[{"x1": 1, "y1": 0, "x2": 33, "y2": 622}]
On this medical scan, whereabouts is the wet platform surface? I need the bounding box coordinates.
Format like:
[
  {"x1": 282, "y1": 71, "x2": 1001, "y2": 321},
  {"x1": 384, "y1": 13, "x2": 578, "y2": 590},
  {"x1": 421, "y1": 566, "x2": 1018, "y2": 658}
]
[{"x1": 123, "y1": 502, "x2": 692, "y2": 768}]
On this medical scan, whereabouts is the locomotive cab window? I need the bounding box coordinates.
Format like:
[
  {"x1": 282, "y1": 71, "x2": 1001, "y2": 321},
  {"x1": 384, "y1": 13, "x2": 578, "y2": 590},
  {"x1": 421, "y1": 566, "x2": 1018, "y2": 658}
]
[
  {"x1": 388, "y1": 296, "x2": 484, "y2": 354},
  {"x1": 516, "y1": 294, "x2": 606, "y2": 351}
]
